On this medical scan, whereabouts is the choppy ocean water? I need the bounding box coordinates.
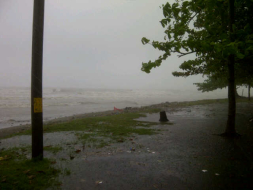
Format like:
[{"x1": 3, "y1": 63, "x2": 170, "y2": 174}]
[{"x1": 0, "y1": 87, "x2": 227, "y2": 129}]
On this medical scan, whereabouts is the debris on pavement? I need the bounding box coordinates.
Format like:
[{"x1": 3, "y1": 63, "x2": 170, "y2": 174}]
[
  {"x1": 70, "y1": 155, "x2": 75, "y2": 160},
  {"x1": 96, "y1": 180, "x2": 103, "y2": 185}
]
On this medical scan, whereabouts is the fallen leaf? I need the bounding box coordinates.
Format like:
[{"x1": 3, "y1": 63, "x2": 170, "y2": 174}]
[
  {"x1": 202, "y1": 170, "x2": 208, "y2": 172},
  {"x1": 153, "y1": 184, "x2": 159, "y2": 188},
  {"x1": 70, "y1": 156, "x2": 75, "y2": 160},
  {"x1": 96, "y1": 180, "x2": 103, "y2": 184},
  {"x1": 1, "y1": 179, "x2": 6, "y2": 183},
  {"x1": 50, "y1": 161, "x2": 57, "y2": 164},
  {"x1": 0, "y1": 155, "x2": 11, "y2": 161},
  {"x1": 23, "y1": 170, "x2": 31, "y2": 174},
  {"x1": 75, "y1": 149, "x2": 81, "y2": 153},
  {"x1": 80, "y1": 179, "x2": 86, "y2": 182},
  {"x1": 28, "y1": 175, "x2": 35, "y2": 179},
  {"x1": 215, "y1": 173, "x2": 220, "y2": 176}
]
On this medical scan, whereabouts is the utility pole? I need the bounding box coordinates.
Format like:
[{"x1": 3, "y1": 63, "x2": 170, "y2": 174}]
[{"x1": 31, "y1": 0, "x2": 45, "y2": 159}]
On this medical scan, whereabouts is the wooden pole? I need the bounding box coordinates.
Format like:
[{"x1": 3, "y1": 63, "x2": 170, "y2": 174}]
[{"x1": 31, "y1": 0, "x2": 45, "y2": 159}]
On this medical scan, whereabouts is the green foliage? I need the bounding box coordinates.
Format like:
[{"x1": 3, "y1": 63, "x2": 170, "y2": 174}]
[
  {"x1": 0, "y1": 148, "x2": 60, "y2": 190},
  {"x1": 194, "y1": 62, "x2": 253, "y2": 92},
  {"x1": 141, "y1": 0, "x2": 253, "y2": 82},
  {"x1": 194, "y1": 76, "x2": 228, "y2": 92}
]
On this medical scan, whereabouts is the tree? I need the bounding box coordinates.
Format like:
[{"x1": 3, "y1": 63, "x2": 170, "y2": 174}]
[
  {"x1": 194, "y1": 0, "x2": 253, "y2": 100},
  {"x1": 194, "y1": 75, "x2": 228, "y2": 92},
  {"x1": 194, "y1": 63, "x2": 253, "y2": 99},
  {"x1": 141, "y1": 0, "x2": 253, "y2": 136}
]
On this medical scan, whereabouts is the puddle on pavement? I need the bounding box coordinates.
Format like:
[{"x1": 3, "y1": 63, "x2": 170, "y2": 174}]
[
  {"x1": 0, "y1": 132, "x2": 77, "y2": 149},
  {"x1": 136, "y1": 104, "x2": 230, "y2": 123}
]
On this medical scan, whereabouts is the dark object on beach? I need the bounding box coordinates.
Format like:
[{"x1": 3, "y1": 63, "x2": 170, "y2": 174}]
[{"x1": 159, "y1": 111, "x2": 169, "y2": 122}]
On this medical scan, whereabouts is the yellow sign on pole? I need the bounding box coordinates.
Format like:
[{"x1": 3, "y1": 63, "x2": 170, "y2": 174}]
[{"x1": 34, "y1": 98, "x2": 42, "y2": 113}]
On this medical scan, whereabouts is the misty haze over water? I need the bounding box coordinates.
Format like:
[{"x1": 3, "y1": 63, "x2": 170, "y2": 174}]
[
  {"x1": 0, "y1": 87, "x2": 227, "y2": 129},
  {"x1": 1, "y1": 0, "x2": 248, "y2": 130}
]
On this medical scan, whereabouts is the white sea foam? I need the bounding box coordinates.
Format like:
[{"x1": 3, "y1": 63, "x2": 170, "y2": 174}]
[{"x1": 0, "y1": 87, "x2": 227, "y2": 129}]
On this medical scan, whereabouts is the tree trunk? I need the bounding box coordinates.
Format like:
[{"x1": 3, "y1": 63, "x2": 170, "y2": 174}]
[
  {"x1": 224, "y1": 0, "x2": 237, "y2": 136},
  {"x1": 248, "y1": 84, "x2": 251, "y2": 101},
  {"x1": 225, "y1": 55, "x2": 236, "y2": 134},
  {"x1": 235, "y1": 88, "x2": 240, "y2": 98}
]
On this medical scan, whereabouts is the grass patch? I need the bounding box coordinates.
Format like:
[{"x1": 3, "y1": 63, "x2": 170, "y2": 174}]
[
  {"x1": 77, "y1": 133, "x2": 111, "y2": 149},
  {"x1": 168, "y1": 99, "x2": 228, "y2": 108},
  {"x1": 0, "y1": 148, "x2": 60, "y2": 190},
  {"x1": 65, "y1": 112, "x2": 164, "y2": 147},
  {"x1": 4, "y1": 108, "x2": 172, "y2": 147},
  {"x1": 167, "y1": 98, "x2": 251, "y2": 108},
  {"x1": 44, "y1": 145, "x2": 63, "y2": 154},
  {"x1": 18, "y1": 112, "x2": 161, "y2": 138}
]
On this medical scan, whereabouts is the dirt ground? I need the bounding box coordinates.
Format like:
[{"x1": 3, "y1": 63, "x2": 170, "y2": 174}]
[{"x1": 0, "y1": 102, "x2": 253, "y2": 189}]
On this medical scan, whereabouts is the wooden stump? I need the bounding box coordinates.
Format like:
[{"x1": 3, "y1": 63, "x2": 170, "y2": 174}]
[{"x1": 159, "y1": 111, "x2": 169, "y2": 122}]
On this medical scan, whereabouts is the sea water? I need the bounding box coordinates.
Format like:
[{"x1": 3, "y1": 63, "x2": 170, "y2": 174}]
[{"x1": 0, "y1": 87, "x2": 227, "y2": 129}]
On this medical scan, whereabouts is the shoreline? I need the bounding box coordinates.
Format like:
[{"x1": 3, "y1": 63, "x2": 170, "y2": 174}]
[
  {"x1": 0, "y1": 102, "x2": 163, "y2": 139},
  {"x1": 0, "y1": 98, "x2": 248, "y2": 139}
]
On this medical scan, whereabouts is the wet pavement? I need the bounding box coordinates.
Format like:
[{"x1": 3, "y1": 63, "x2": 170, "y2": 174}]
[{"x1": 1, "y1": 102, "x2": 253, "y2": 189}]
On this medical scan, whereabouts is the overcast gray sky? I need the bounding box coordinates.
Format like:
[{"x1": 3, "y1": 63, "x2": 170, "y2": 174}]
[{"x1": 0, "y1": 0, "x2": 205, "y2": 90}]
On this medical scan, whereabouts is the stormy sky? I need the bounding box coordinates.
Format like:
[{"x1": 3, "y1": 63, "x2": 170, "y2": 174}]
[{"x1": 0, "y1": 0, "x2": 204, "y2": 90}]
